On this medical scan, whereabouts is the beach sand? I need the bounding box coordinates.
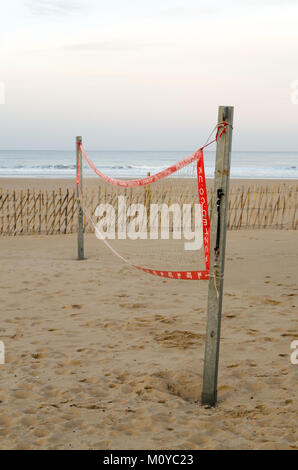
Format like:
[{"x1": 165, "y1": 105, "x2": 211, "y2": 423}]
[
  {"x1": 1, "y1": 177, "x2": 298, "y2": 192},
  {"x1": 0, "y1": 229, "x2": 297, "y2": 450}
]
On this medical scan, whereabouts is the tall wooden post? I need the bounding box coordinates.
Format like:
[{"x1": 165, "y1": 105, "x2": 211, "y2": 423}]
[
  {"x1": 201, "y1": 106, "x2": 234, "y2": 407},
  {"x1": 76, "y1": 136, "x2": 84, "y2": 260}
]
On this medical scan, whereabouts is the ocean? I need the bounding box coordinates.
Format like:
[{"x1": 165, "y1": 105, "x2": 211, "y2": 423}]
[{"x1": 0, "y1": 150, "x2": 297, "y2": 179}]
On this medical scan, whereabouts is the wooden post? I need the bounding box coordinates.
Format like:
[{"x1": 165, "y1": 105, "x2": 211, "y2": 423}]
[
  {"x1": 201, "y1": 106, "x2": 234, "y2": 407},
  {"x1": 76, "y1": 136, "x2": 84, "y2": 260}
]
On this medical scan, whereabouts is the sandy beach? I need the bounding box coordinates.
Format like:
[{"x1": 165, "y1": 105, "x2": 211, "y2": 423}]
[
  {"x1": 2, "y1": 0, "x2": 298, "y2": 454},
  {"x1": 1, "y1": 177, "x2": 298, "y2": 192},
  {"x1": 0, "y1": 221, "x2": 297, "y2": 449}
]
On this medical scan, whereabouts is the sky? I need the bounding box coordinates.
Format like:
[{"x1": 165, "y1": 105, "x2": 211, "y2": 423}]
[{"x1": 0, "y1": 0, "x2": 297, "y2": 150}]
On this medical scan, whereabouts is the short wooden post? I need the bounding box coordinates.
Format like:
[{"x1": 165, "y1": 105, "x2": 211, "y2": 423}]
[
  {"x1": 201, "y1": 106, "x2": 234, "y2": 407},
  {"x1": 76, "y1": 136, "x2": 84, "y2": 260}
]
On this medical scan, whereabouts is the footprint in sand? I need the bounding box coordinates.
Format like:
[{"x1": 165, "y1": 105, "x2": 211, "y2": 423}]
[
  {"x1": 20, "y1": 416, "x2": 39, "y2": 426},
  {"x1": 0, "y1": 414, "x2": 17, "y2": 427},
  {"x1": 154, "y1": 314, "x2": 178, "y2": 325},
  {"x1": 119, "y1": 303, "x2": 147, "y2": 309},
  {"x1": 31, "y1": 352, "x2": 47, "y2": 359},
  {"x1": 33, "y1": 428, "x2": 51, "y2": 438},
  {"x1": 79, "y1": 376, "x2": 100, "y2": 384},
  {"x1": 13, "y1": 390, "x2": 30, "y2": 399},
  {"x1": 154, "y1": 330, "x2": 204, "y2": 349},
  {"x1": 153, "y1": 370, "x2": 202, "y2": 402},
  {"x1": 263, "y1": 298, "x2": 281, "y2": 305}
]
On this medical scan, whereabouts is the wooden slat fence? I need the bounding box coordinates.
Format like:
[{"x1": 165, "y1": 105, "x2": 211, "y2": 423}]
[{"x1": 0, "y1": 184, "x2": 297, "y2": 236}]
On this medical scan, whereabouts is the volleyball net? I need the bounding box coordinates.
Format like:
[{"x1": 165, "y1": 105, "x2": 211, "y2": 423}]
[{"x1": 76, "y1": 122, "x2": 230, "y2": 280}]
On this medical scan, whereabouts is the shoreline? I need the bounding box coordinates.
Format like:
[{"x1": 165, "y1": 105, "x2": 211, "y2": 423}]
[{"x1": 0, "y1": 177, "x2": 297, "y2": 192}]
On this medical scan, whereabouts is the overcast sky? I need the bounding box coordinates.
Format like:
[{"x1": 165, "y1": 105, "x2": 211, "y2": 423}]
[{"x1": 0, "y1": 0, "x2": 297, "y2": 150}]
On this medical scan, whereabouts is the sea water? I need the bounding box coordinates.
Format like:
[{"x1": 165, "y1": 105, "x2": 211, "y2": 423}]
[{"x1": 0, "y1": 150, "x2": 297, "y2": 179}]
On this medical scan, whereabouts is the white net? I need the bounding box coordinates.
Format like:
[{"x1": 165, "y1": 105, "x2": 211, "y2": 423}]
[{"x1": 78, "y1": 145, "x2": 211, "y2": 280}]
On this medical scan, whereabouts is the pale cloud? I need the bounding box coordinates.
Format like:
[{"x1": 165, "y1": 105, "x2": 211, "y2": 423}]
[
  {"x1": 0, "y1": 82, "x2": 5, "y2": 105},
  {"x1": 1, "y1": 1, "x2": 297, "y2": 150},
  {"x1": 62, "y1": 40, "x2": 168, "y2": 52},
  {"x1": 248, "y1": 0, "x2": 297, "y2": 4},
  {"x1": 24, "y1": 0, "x2": 90, "y2": 16},
  {"x1": 160, "y1": 6, "x2": 214, "y2": 18},
  {"x1": 161, "y1": 0, "x2": 297, "y2": 18}
]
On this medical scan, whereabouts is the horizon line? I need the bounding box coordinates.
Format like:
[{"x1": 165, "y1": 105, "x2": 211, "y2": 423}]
[{"x1": 0, "y1": 148, "x2": 297, "y2": 153}]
